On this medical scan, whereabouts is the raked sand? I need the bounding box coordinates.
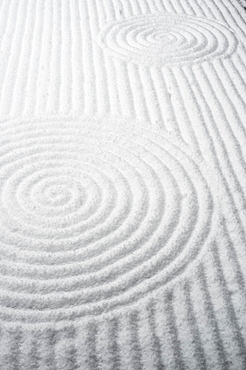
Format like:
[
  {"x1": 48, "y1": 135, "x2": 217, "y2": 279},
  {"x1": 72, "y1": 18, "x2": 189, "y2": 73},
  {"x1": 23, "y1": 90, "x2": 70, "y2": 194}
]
[{"x1": 0, "y1": 0, "x2": 246, "y2": 369}]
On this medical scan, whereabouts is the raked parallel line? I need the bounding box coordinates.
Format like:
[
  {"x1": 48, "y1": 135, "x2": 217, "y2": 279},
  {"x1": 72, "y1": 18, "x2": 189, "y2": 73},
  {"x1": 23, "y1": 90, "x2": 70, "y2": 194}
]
[{"x1": 0, "y1": 0, "x2": 246, "y2": 369}]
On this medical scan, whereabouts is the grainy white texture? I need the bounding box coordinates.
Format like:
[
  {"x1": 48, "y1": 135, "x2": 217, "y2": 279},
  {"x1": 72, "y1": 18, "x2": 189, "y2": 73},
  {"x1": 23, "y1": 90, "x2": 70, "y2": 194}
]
[{"x1": 0, "y1": 0, "x2": 246, "y2": 369}]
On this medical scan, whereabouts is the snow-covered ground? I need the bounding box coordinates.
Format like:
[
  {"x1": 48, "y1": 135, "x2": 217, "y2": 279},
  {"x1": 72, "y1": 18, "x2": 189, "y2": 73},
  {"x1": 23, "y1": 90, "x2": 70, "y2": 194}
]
[{"x1": 0, "y1": 0, "x2": 246, "y2": 369}]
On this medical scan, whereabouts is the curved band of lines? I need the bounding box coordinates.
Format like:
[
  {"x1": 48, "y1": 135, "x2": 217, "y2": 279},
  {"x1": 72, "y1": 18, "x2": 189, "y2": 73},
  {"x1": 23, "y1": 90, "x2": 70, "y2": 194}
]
[
  {"x1": 0, "y1": 118, "x2": 216, "y2": 323},
  {"x1": 98, "y1": 13, "x2": 238, "y2": 66}
]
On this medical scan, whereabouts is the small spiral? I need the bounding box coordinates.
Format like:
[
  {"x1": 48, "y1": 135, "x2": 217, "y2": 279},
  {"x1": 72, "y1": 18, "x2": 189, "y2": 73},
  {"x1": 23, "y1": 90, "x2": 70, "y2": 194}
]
[{"x1": 98, "y1": 13, "x2": 238, "y2": 66}]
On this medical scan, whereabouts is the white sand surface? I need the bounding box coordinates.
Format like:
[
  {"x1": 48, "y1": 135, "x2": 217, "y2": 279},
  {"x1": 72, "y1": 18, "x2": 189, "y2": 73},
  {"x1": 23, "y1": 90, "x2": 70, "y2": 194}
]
[{"x1": 0, "y1": 0, "x2": 246, "y2": 369}]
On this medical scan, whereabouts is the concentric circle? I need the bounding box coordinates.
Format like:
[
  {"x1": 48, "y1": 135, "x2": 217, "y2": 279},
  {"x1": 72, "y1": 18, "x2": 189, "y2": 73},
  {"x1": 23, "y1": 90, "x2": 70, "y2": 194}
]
[
  {"x1": 0, "y1": 118, "x2": 216, "y2": 322},
  {"x1": 97, "y1": 13, "x2": 238, "y2": 66}
]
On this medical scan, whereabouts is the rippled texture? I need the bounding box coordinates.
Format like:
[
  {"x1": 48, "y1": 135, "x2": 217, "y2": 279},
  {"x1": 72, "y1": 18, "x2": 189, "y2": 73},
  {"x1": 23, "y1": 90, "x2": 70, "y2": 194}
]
[{"x1": 98, "y1": 13, "x2": 238, "y2": 66}]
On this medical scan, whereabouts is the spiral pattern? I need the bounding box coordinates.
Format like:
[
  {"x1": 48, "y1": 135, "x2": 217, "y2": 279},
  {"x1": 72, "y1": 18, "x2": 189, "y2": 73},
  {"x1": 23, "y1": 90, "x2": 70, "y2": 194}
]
[
  {"x1": 0, "y1": 118, "x2": 216, "y2": 323},
  {"x1": 97, "y1": 13, "x2": 238, "y2": 66}
]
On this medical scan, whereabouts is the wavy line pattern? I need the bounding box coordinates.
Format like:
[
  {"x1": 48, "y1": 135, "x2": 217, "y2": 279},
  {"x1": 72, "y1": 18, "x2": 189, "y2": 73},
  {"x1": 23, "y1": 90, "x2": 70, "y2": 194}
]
[{"x1": 0, "y1": 0, "x2": 246, "y2": 369}]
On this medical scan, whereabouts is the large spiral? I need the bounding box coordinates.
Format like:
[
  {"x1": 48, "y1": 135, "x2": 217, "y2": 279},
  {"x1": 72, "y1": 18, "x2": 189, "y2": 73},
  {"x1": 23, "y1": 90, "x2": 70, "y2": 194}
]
[
  {"x1": 0, "y1": 118, "x2": 216, "y2": 322},
  {"x1": 98, "y1": 13, "x2": 238, "y2": 66}
]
